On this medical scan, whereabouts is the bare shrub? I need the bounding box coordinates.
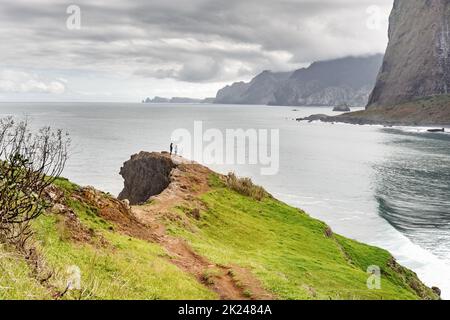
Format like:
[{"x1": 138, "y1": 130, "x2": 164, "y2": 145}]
[
  {"x1": 0, "y1": 117, "x2": 70, "y2": 248},
  {"x1": 225, "y1": 172, "x2": 269, "y2": 201}
]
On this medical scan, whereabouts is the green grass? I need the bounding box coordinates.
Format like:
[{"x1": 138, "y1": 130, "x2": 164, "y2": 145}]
[
  {"x1": 1, "y1": 179, "x2": 216, "y2": 300},
  {"x1": 166, "y1": 174, "x2": 436, "y2": 300},
  {"x1": 0, "y1": 175, "x2": 437, "y2": 300},
  {"x1": 53, "y1": 177, "x2": 81, "y2": 195},
  {"x1": 0, "y1": 245, "x2": 50, "y2": 300},
  {"x1": 29, "y1": 201, "x2": 216, "y2": 300}
]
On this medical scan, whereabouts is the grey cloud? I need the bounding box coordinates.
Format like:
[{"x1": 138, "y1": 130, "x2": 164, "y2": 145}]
[{"x1": 0, "y1": 0, "x2": 393, "y2": 83}]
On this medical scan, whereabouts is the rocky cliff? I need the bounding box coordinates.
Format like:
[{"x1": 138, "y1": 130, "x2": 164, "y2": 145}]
[
  {"x1": 118, "y1": 152, "x2": 176, "y2": 205},
  {"x1": 215, "y1": 55, "x2": 383, "y2": 107},
  {"x1": 368, "y1": 0, "x2": 450, "y2": 107}
]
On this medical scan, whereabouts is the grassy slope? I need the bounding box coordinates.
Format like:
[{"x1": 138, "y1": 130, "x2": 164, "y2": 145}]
[
  {"x1": 167, "y1": 174, "x2": 436, "y2": 300},
  {"x1": 0, "y1": 245, "x2": 49, "y2": 299},
  {"x1": 0, "y1": 176, "x2": 437, "y2": 300},
  {"x1": 1, "y1": 178, "x2": 215, "y2": 300}
]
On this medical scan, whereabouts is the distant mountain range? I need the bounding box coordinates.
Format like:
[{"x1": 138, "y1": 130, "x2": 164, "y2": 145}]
[
  {"x1": 142, "y1": 96, "x2": 215, "y2": 104},
  {"x1": 142, "y1": 54, "x2": 383, "y2": 107},
  {"x1": 215, "y1": 55, "x2": 383, "y2": 107}
]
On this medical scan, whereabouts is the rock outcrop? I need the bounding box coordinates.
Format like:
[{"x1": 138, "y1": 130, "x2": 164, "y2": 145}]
[
  {"x1": 118, "y1": 152, "x2": 176, "y2": 205},
  {"x1": 215, "y1": 55, "x2": 383, "y2": 107},
  {"x1": 333, "y1": 104, "x2": 351, "y2": 112},
  {"x1": 368, "y1": 0, "x2": 450, "y2": 107}
]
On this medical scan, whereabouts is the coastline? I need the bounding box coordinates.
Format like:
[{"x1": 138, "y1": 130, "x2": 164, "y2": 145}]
[{"x1": 297, "y1": 95, "x2": 450, "y2": 127}]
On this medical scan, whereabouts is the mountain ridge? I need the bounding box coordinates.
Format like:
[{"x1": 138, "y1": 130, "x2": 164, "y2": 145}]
[{"x1": 215, "y1": 55, "x2": 383, "y2": 107}]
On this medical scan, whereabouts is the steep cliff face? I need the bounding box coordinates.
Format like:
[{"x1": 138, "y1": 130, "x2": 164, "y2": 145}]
[
  {"x1": 118, "y1": 152, "x2": 176, "y2": 205},
  {"x1": 368, "y1": 0, "x2": 450, "y2": 107},
  {"x1": 215, "y1": 55, "x2": 383, "y2": 107}
]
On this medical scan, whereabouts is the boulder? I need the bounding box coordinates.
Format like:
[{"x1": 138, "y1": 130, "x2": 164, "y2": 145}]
[
  {"x1": 118, "y1": 152, "x2": 176, "y2": 205},
  {"x1": 333, "y1": 104, "x2": 351, "y2": 112}
]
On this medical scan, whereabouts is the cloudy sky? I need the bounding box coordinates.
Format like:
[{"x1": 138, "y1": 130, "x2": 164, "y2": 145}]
[{"x1": 0, "y1": 0, "x2": 393, "y2": 102}]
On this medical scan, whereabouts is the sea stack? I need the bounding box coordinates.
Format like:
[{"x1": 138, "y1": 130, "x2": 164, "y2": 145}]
[{"x1": 368, "y1": 0, "x2": 450, "y2": 107}]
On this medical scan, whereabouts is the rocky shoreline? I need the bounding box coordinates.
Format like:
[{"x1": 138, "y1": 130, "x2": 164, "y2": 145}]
[{"x1": 297, "y1": 95, "x2": 450, "y2": 127}]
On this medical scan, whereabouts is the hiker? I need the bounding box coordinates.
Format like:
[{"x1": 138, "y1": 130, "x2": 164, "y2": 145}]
[
  {"x1": 174, "y1": 145, "x2": 178, "y2": 156},
  {"x1": 170, "y1": 142, "x2": 173, "y2": 155}
]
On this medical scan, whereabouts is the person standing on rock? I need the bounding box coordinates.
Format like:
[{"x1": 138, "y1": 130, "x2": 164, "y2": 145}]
[
  {"x1": 170, "y1": 142, "x2": 173, "y2": 155},
  {"x1": 174, "y1": 145, "x2": 178, "y2": 156}
]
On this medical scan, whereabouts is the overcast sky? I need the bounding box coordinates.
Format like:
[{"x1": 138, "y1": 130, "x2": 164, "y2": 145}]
[{"x1": 0, "y1": 0, "x2": 393, "y2": 102}]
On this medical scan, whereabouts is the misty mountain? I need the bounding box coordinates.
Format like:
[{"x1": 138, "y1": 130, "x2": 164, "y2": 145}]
[
  {"x1": 215, "y1": 71, "x2": 292, "y2": 105},
  {"x1": 214, "y1": 55, "x2": 383, "y2": 107}
]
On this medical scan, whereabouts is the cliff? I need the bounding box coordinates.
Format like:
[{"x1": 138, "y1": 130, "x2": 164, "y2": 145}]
[
  {"x1": 1, "y1": 152, "x2": 438, "y2": 300},
  {"x1": 214, "y1": 55, "x2": 383, "y2": 107},
  {"x1": 368, "y1": 0, "x2": 450, "y2": 107},
  {"x1": 118, "y1": 152, "x2": 176, "y2": 205},
  {"x1": 329, "y1": 0, "x2": 450, "y2": 125}
]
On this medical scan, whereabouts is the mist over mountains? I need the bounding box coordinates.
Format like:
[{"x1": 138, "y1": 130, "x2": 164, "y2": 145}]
[{"x1": 215, "y1": 54, "x2": 384, "y2": 107}]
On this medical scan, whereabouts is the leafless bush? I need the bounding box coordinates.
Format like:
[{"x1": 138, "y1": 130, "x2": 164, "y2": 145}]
[
  {"x1": 225, "y1": 172, "x2": 269, "y2": 201},
  {"x1": 0, "y1": 117, "x2": 70, "y2": 248}
]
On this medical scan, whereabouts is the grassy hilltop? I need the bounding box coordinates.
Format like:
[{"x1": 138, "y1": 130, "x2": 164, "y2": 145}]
[{"x1": 0, "y1": 154, "x2": 439, "y2": 300}]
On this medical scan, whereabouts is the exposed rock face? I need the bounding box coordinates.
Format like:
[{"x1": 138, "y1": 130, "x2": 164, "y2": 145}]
[
  {"x1": 333, "y1": 104, "x2": 351, "y2": 112},
  {"x1": 368, "y1": 0, "x2": 450, "y2": 107},
  {"x1": 118, "y1": 152, "x2": 176, "y2": 205},
  {"x1": 215, "y1": 55, "x2": 383, "y2": 107}
]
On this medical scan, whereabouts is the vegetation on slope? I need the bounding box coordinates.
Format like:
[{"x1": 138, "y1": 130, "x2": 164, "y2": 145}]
[
  {"x1": 0, "y1": 171, "x2": 439, "y2": 300},
  {"x1": 0, "y1": 178, "x2": 215, "y2": 300},
  {"x1": 166, "y1": 174, "x2": 438, "y2": 300}
]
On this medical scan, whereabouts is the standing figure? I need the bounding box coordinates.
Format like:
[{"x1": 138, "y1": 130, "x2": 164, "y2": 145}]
[
  {"x1": 170, "y1": 142, "x2": 173, "y2": 155},
  {"x1": 174, "y1": 145, "x2": 178, "y2": 156}
]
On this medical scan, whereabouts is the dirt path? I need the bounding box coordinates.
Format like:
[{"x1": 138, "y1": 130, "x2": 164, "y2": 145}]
[
  {"x1": 62, "y1": 154, "x2": 274, "y2": 300},
  {"x1": 129, "y1": 162, "x2": 274, "y2": 300}
]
